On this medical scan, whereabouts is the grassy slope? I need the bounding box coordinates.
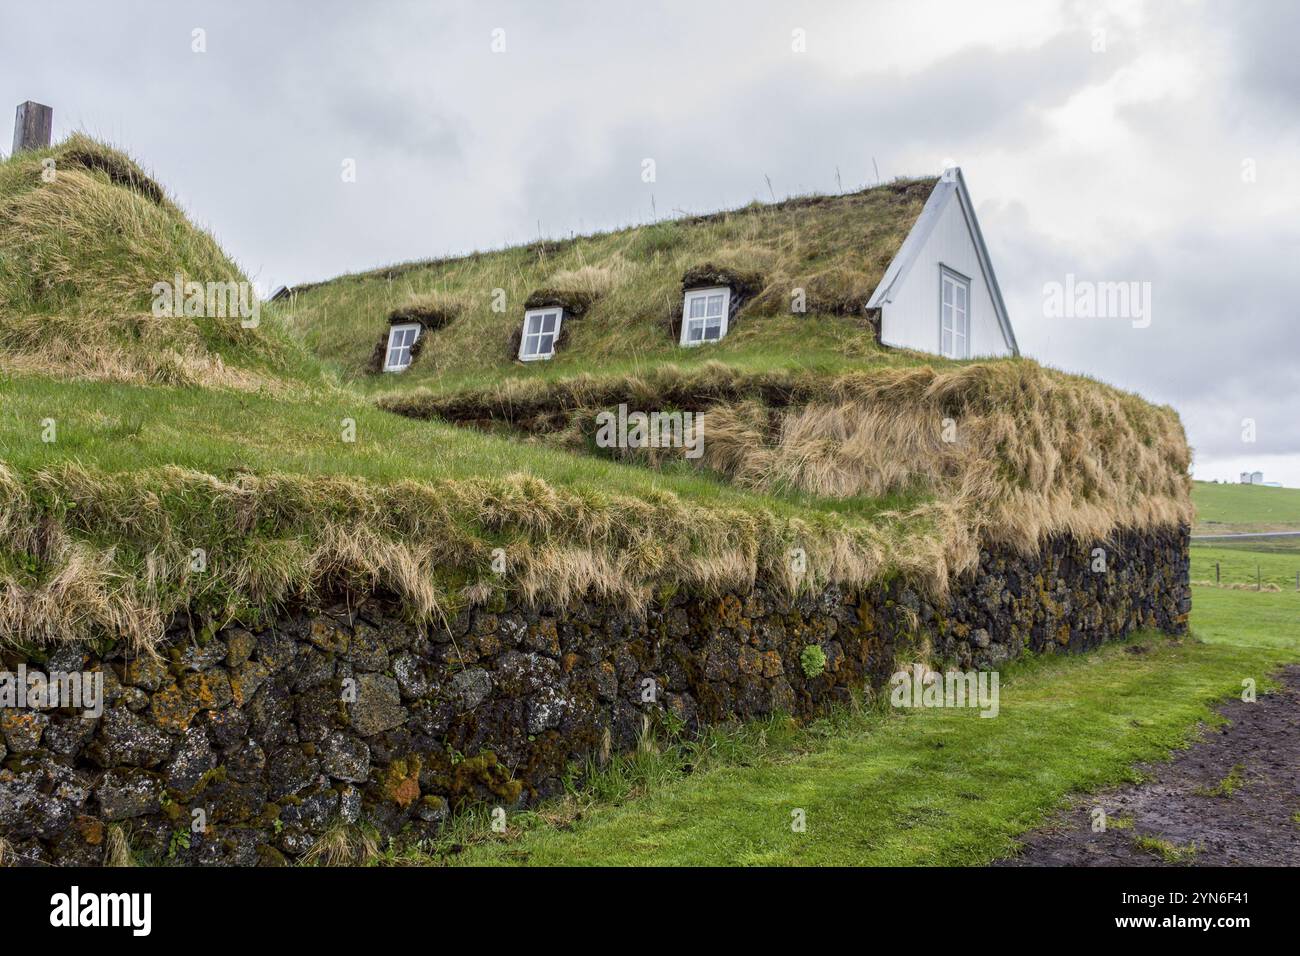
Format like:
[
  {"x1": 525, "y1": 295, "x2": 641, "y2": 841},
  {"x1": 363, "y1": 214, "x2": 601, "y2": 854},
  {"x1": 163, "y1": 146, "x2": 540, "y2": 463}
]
[
  {"x1": 279, "y1": 179, "x2": 936, "y2": 395},
  {"x1": 1, "y1": 369, "x2": 945, "y2": 648},
  {"x1": 0, "y1": 373, "x2": 910, "y2": 519},
  {"x1": 1192, "y1": 479, "x2": 1300, "y2": 531},
  {"x1": 0, "y1": 134, "x2": 313, "y2": 389},
  {"x1": 431, "y1": 586, "x2": 1299, "y2": 867}
]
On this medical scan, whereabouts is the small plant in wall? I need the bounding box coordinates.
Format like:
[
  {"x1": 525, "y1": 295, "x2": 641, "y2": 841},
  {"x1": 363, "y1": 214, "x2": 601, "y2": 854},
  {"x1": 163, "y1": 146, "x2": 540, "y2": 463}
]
[{"x1": 800, "y1": 645, "x2": 827, "y2": 679}]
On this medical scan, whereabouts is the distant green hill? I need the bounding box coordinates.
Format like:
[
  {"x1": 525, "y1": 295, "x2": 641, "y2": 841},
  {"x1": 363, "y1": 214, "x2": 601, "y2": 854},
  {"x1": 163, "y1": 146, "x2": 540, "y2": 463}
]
[{"x1": 1193, "y1": 481, "x2": 1300, "y2": 531}]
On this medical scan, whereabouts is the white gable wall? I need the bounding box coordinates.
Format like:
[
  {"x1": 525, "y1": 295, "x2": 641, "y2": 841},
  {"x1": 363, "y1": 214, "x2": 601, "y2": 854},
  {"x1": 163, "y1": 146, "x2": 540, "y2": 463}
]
[{"x1": 878, "y1": 188, "x2": 1013, "y2": 358}]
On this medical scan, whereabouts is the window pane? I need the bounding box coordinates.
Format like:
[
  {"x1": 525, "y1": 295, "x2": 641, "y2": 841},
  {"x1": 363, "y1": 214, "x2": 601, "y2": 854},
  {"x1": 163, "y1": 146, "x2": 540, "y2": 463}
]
[
  {"x1": 942, "y1": 330, "x2": 952, "y2": 356},
  {"x1": 538, "y1": 334, "x2": 553, "y2": 354},
  {"x1": 943, "y1": 279, "x2": 953, "y2": 305},
  {"x1": 707, "y1": 294, "x2": 724, "y2": 316},
  {"x1": 955, "y1": 285, "x2": 966, "y2": 309},
  {"x1": 941, "y1": 303, "x2": 952, "y2": 334},
  {"x1": 688, "y1": 321, "x2": 703, "y2": 342},
  {"x1": 688, "y1": 297, "x2": 706, "y2": 318},
  {"x1": 541, "y1": 312, "x2": 556, "y2": 333}
]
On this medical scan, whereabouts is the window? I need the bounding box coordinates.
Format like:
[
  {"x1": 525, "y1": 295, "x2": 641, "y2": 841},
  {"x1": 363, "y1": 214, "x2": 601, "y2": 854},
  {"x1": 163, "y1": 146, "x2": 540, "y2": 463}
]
[
  {"x1": 384, "y1": 323, "x2": 421, "y2": 372},
  {"x1": 940, "y1": 267, "x2": 969, "y2": 359},
  {"x1": 519, "y1": 307, "x2": 563, "y2": 361},
  {"x1": 680, "y1": 286, "x2": 730, "y2": 346}
]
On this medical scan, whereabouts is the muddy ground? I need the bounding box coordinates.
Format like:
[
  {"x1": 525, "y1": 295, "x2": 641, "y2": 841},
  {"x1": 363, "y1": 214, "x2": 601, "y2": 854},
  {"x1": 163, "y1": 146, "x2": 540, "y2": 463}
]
[{"x1": 1000, "y1": 664, "x2": 1300, "y2": 866}]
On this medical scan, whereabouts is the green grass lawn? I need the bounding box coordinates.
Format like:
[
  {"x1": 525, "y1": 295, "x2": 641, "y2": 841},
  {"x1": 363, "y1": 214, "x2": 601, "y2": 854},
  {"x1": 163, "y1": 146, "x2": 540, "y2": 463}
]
[
  {"x1": 1189, "y1": 542, "x2": 1300, "y2": 588},
  {"x1": 409, "y1": 582, "x2": 1298, "y2": 867}
]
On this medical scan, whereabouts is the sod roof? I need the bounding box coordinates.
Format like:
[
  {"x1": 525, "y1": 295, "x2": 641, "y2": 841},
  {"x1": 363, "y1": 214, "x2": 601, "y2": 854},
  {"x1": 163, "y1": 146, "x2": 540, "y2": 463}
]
[
  {"x1": 0, "y1": 138, "x2": 1192, "y2": 651},
  {"x1": 280, "y1": 177, "x2": 938, "y2": 396}
]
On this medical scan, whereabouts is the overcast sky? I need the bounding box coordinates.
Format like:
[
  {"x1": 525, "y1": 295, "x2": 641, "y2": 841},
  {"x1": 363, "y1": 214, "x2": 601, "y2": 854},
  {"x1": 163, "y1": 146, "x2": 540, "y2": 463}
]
[{"x1": 3, "y1": 0, "x2": 1297, "y2": 485}]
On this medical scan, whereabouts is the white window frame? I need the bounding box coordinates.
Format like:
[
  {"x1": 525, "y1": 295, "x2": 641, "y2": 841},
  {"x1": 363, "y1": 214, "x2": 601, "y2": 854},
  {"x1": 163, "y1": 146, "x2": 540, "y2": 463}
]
[
  {"x1": 383, "y1": 322, "x2": 421, "y2": 372},
  {"x1": 518, "y1": 307, "x2": 564, "y2": 361},
  {"x1": 679, "y1": 286, "x2": 731, "y2": 347},
  {"x1": 939, "y1": 266, "x2": 970, "y2": 359}
]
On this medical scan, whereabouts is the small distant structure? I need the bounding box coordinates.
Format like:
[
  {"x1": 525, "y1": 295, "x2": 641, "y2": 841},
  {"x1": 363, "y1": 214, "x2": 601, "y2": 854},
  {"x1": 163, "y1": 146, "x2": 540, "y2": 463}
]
[
  {"x1": 269, "y1": 285, "x2": 296, "y2": 302},
  {"x1": 1239, "y1": 471, "x2": 1266, "y2": 485},
  {"x1": 12, "y1": 101, "x2": 53, "y2": 154}
]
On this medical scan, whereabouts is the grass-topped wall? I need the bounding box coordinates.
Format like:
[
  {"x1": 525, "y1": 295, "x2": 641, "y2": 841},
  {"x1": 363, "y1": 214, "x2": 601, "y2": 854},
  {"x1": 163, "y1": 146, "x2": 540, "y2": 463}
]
[{"x1": 0, "y1": 528, "x2": 1189, "y2": 866}]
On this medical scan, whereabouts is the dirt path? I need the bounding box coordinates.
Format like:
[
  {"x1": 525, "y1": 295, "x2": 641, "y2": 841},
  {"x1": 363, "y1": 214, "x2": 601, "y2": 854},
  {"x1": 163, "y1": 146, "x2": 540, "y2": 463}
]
[{"x1": 999, "y1": 664, "x2": 1300, "y2": 866}]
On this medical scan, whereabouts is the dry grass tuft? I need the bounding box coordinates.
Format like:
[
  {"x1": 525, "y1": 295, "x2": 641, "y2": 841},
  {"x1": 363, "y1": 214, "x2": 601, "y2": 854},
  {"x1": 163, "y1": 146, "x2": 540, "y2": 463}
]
[
  {"x1": 688, "y1": 362, "x2": 1191, "y2": 558},
  {"x1": 389, "y1": 289, "x2": 465, "y2": 329},
  {"x1": 0, "y1": 311, "x2": 287, "y2": 391},
  {"x1": 302, "y1": 824, "x2": 379, "y2": 866},
  {"x1": 58, "y1": 136, "x2": 167, "y2": 205},
  {"x1": 104, "y1": 825, "x2": 136, "y2": 867},
  {"x1": 546, "y1": 258, "x2": 632, "y2": 298}
]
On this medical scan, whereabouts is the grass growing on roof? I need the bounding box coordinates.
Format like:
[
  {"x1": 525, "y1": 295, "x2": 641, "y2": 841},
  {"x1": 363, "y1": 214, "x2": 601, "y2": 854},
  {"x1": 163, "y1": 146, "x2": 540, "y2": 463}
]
[
  {"x1": 0, "y1": 134, "x2": 1194, "y2": 650},
  {"x1": 0, "y1": 135, "x2": 316, "y2": 389},
  {"x1": 0, "y1": 372, "x2": 937, "y2": 650},
  {"x1": 279, "y1": 178, "x2": 937, "y2": 392},
  {"x1": 386, "y1": 357, "x2": 1194, "y2": 583}
]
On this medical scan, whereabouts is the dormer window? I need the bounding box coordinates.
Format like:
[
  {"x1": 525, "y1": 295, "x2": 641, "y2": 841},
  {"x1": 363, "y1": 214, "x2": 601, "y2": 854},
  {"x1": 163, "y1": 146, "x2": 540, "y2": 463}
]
[
  {"x1": 384, "y1": 322, "x2": 421, "y2": 372},
  {"x1": 519, "y1": 307, "x2": 563, "y2": 361},
  {"x1": 680, "y1": 286, "x2": 730, "y2": 346}
]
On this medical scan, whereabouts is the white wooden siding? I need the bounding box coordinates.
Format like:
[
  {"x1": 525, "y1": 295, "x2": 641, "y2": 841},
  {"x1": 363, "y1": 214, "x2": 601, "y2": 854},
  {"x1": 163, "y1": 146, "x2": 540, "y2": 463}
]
[{"x1": 879, "y1": 190, "x2": 1012, "y2": 358}]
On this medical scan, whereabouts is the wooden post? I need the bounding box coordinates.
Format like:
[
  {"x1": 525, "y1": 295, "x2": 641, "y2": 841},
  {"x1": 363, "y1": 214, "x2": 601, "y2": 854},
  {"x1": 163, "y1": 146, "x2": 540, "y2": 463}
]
[
  {"x1": 1215, "y1": 561, "x2": 1220, "y2": 584},
  {"x1": 12, "y1": 101, "x2": 53, "y2": 154},
  {"x1": 1256, "y1": 564, "x2": 1261, "y2": 591}
]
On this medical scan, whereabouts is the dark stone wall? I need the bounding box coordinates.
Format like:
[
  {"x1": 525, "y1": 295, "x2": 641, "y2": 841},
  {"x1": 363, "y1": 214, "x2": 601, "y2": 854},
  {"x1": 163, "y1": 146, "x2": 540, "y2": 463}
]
[{"x1": 0, "y1": 527, "x2": 1189, "y2": 866}]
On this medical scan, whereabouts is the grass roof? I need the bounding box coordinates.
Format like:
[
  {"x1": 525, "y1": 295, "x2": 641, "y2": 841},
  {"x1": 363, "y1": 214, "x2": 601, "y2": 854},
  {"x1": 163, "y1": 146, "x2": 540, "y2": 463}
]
[
  {"x1": 0, "y1": 137, "x2": 1192, "y2": 651},
  {"x1": 280, "y1": 178, "x2": 937, "y2": 395},
  {"x1": 0, "y1": 134, "x2": 313, "y2": 390}
]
